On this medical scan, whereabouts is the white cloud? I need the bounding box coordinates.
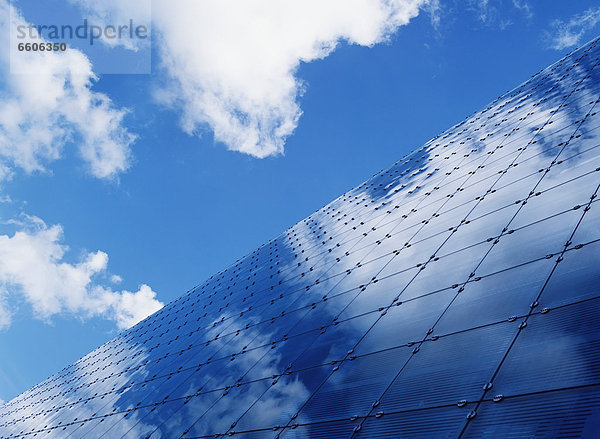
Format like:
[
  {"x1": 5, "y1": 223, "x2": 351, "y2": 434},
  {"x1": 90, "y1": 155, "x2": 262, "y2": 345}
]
[
  {"x1": 0, "y1": 215, "x2": 163, "y2": 330},
  {"x1": 98, "y1": 283, "x2": 163, "y2": 329},
  {"x1": 0, "y1": 0, "x2": 135, "y2": 180},
  {"x1": 67, "y1": 0, "x2": 151, "y2": 51},
  {"x1": 153, "y1": 0, "x2": 430, "y2": 158},
  {"x1": 72, "y1": 0, "x2": 430, "y2": 158},
  {"x1": 547, "y1": 7, "x2": 600, "y2": 50},
  {"x1": 424, "y1": 0, "x2": 441, "y2": 30},
  {"x1": 472, "y1": 0, "x2": 493, "y2": 23},
  {"x1": 0, "y1": 301, "x2": 9, "y2": 329},
  {"x1": 512, "y1": 0, "x2": 532, "y2": 20},
  {"x1": 469, "y1": 0, "x2": 532, "y2": 27},
  {"x1": 0, "y1": 2, "x2": 158, "y2": 334}
]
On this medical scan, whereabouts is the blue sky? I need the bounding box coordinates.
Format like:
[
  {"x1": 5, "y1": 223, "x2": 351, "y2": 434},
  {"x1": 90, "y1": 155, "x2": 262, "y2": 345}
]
[{"x1": 0, "y1": 0, "x2": 599, "y2": 403}]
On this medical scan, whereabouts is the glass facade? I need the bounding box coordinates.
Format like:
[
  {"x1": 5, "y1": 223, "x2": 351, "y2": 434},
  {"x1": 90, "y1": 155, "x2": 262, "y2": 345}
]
[{"x1": 2, "y1": 38, "x2": 600, "y2": 438}]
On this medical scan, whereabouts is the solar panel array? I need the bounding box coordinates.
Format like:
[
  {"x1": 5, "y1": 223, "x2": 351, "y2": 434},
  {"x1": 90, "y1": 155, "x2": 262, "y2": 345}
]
[{"x1": 1, "y1": 37, "x2": 599, "y2": 438}]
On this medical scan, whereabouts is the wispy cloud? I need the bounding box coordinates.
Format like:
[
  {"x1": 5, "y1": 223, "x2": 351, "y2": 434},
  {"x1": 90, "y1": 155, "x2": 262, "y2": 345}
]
[
  {"x1": 512, "y1": 0, "x2": 533, "y2": 20},
  {"x1": 472, "y1": 0, "x2": 494, "y2": 24},
  {"x1": 67, "y1": 0, "x2": 151, "y2": 51},
  {"x1": 469, "y1": 0, "x2": 533, "y2": 28},
  {"x1": 546, "y1": 6, "x2": 600, "y2": 50},
  {"x1": 0, "y1": 215, "x2": 163, "y2": 330},
  {"x1": 0, "y1": 0, "x2": 135, "y2": 181},
  {"x1": 425, "y1": 0, "x2": 442, "y2": 30}
]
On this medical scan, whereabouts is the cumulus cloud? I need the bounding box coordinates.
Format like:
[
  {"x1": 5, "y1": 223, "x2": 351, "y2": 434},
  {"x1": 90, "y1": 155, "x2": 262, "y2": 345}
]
[
  {"x1": 0, "y1": 0, "x2": 135, "y2": 180},
  {"x1": 71, "y1": 0, "x2": 431, "y2": 158},
  {"x1": 152, "y1": 0, "x2": 430, "y2": 157},
  {"x1": 546, "y1": 7, "x2": 600, "y2": 50},
  {"x1": 0, "y1": 215, "x2": 163, "y2": 330}
]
